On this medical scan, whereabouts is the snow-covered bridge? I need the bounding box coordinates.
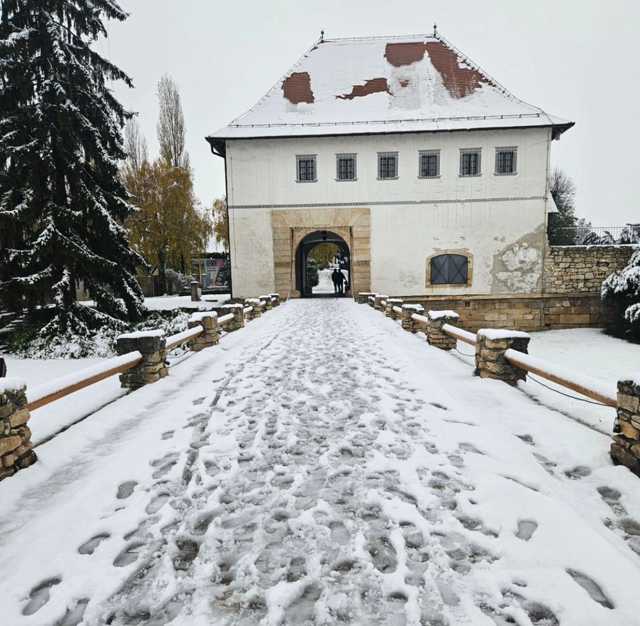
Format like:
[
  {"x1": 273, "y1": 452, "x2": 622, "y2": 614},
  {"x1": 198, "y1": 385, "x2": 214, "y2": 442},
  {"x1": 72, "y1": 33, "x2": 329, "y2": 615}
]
[{"x1": 1, "y1": 300, "x2": 640, "y2": 625}]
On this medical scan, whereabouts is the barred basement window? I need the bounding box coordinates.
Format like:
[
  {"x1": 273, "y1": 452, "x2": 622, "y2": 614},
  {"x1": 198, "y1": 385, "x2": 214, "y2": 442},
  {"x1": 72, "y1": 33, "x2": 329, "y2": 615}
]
[
  {"x1": 430, "y1": 254, "x2": 469, "y2": 285},
  {"x1": 336, "y1": 154, "x2": 357, "y2": 181},
  {"x1": 296, "y1": 155, "x2": 317, "y2": 182},
  {"x1": 419, "y1": 150, "x2": 440, "y2": 178},
  {"x1": 460, "y1": 149, "x2": 481, "y2": 177},
  {"x1": 495, "y1": 147, "x2": 517, "y2": 175},
  {"x1": 378, "y1": 152, "x2": 398, "y2": 180}
]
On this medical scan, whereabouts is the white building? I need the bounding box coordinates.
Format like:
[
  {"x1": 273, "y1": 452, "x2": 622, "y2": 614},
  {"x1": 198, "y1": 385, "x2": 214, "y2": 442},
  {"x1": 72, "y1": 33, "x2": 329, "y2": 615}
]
[{"x1": 207, "y1": 32, "x2": 573, "y2": 299}]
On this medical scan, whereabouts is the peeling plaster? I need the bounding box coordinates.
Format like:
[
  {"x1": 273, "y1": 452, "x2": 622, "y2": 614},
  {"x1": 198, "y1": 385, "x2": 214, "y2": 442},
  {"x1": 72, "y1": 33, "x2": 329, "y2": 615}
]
[{"x1": 491, "y1": 225, "x2": 545, "y2": 294}]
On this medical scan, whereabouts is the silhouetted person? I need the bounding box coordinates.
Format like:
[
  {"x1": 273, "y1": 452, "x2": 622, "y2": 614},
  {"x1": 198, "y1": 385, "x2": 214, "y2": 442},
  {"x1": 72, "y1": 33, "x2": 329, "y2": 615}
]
[
  {"x1": 0, "y1": 357, "x2": 6, "y2": 378},
  {"x1": 331, "y1": 268, "x2": 340, "y2": 295},
  {"x1": 335, "y1": 269, "x2": 345, "y2": 295}
]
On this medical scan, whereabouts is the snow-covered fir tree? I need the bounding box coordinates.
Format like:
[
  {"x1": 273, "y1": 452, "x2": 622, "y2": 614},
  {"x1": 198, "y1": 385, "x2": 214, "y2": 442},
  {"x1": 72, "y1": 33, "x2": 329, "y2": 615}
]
[
  {"x1": 602, "y1": 248, "x2": 640, "y2": 340},
  {"x1": 0, "y1": 0, "x2": 145, "y2": 336}
]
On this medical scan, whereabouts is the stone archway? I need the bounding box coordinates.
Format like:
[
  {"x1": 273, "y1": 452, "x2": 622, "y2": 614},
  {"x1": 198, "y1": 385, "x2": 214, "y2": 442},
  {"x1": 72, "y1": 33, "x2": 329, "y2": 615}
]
[
  {"x1": 296, "y1": 230, "x2": 351, "y2": 297},
  {"x1": 271, "y1": 207, "x2": 371, "y2": 298}
]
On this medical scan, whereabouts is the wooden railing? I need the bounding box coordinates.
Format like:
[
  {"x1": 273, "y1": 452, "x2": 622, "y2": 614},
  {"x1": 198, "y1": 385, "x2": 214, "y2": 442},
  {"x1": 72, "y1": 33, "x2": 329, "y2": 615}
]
[{"x1": 442, "y1": 323, "x2": 477, "y2": 346}]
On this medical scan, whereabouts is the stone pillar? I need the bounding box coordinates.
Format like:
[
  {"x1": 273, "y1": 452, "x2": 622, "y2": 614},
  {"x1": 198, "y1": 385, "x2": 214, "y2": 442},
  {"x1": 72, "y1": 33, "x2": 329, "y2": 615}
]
[
  {"x1": 400, "y1": 304, "x2": 424, "y2": 333},
  {"x1": 260, "y1": 295, "x2": 273, "y2": 311},
  {"x1": 245, "y1": 299, "x2": 262, "y2": 320},
  {"x1": 188, "y1": 312, "x2": 219, "y2": 351},
  {"x1": 221, "y1": 303, "x2": 245, "y2": 331},
  {"x1": 426, "y1": 310, "x2": 459, "y2": 351},
  {"x1": 610, "y1": 376, "x2": 640, "y2": 477},
  {"x1": 385, "y1": 298, "x2": 403, "y2": 319},
  {"x1": 0, "y1": 380, "x2": 36, "y2": 481},
  {"x1": 269, "y1": 293, "x2": 281, "y2": 307},
  {"x1": 355, "y1": 292, "x2": 374, "y2": 304},
  {"x1": 373, "y1": 294, "x2": 388, "y2": 311},
  {"x1": 116, "y1": 330, "x2": 168, "y2": 390},
  {"x1": 475, "y1": 329, "x2": 531, "y2": 386},
  {"x1": 190, "y1": 280, "x2": 201, "y2": 302}
]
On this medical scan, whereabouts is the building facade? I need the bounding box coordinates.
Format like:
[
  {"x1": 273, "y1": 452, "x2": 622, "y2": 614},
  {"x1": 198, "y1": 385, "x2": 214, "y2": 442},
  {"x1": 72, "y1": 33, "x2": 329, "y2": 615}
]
[{"x1": 208, "y1": 33, "x2": 573, "y2": 300}]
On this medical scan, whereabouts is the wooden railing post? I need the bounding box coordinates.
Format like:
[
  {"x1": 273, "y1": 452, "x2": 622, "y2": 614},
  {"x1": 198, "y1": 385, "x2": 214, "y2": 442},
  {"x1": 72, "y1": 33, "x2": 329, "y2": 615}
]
[
  {"x1": 385, "y1": 298, "x2": 403, "y2": 319},
  {"x1": 426, "y1": 310, "x2": 459, "y2": 351},
  {"x1": 220, "y1": 303, "x2": 245, "y2": 331},
  {"x1": 475, "y1": 329, "x2": 530, "y2": 386},
  {"x1": 188, "y1": 312, "x2": 219, "y2": 351},
  {"x1": 401, "y1": 304, "x2": 424, "y2": 333},
  {"x1": 0, "y1": 379, "x2": 36, "y2": 481},
  {"x1": 116, "y1": 330, "x2": 168, "y2": 389},
  {"x1": 611, "y1": 376, "x2": 640, "y2": 477}
]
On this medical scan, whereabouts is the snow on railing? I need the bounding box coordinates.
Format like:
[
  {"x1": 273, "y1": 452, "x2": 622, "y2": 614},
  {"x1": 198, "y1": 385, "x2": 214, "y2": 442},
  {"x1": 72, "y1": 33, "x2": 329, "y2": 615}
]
[
  {"x1": 27, "y1": 351, "x2": 143, "y2": 412},
  {"x1": 411, "y1": 313, "x2": 430, "y2": 326},
  {"x1": 218, "y1": 313, "x2": 234, "y2": 326},
  {"x1": 442, "y1": 323, "x2": 477, "y2": 346},
  {"x1": 392, "y1": 306, "x2": 403, "y2": 315},
  {"x1": 165, "y1": 326, "x2": 204, "y2": 352},
  {"x1": 504, "y1": 349, "x2": 617, "y2": 407}
]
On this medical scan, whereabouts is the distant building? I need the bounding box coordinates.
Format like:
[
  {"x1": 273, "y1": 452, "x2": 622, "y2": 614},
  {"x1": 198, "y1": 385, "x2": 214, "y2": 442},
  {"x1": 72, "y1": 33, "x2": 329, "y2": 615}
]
[{"x1": 207, "y1": 32, "x2": 573, "y2": 300}]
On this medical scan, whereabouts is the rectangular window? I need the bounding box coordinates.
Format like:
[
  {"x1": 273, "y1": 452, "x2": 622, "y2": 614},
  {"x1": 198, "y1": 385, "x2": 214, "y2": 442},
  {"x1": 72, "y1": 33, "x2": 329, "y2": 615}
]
[
  {"x1": 419, "y1": 150, "x2": 440, "y2": 178},
  {"x1": 495, "y1": 147, "x2": 517, "y2": 175},
  {"x1": 296, "y1": 155, "x2": 317, "y2": 182},
  {"x1": 336, "y1": 154, "x2": 357, "y2": 181},
  {"x1": 460, "y1": 149, "x2": 481, "y2": 177},
  {"x1": 378, "y1": 152, "x2": 398, "y2": 180}
]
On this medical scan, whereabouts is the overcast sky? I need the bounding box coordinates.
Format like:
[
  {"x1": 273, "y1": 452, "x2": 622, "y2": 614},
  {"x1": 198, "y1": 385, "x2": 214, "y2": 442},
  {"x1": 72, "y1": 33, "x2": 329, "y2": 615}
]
[{"x1": 100, "y1": 0, "x2": 639, "y2": 225}]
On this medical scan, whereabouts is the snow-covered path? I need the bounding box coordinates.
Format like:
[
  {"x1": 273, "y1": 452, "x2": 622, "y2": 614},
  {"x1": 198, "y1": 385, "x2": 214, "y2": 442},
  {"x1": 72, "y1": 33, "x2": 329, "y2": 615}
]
[{"x1": 2, "y1": 300, "x2": 640, "y2": 625}]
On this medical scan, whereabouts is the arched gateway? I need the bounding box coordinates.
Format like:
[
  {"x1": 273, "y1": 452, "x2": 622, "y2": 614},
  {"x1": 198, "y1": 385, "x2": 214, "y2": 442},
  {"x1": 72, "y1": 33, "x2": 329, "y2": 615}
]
[{"x1": 295, "y1": 230, "x2": 351, "y2": 297}]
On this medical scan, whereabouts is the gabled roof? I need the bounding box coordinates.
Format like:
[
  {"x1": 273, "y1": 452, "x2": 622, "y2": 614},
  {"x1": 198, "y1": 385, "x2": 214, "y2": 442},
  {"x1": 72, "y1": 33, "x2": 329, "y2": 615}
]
[{"x1": 208, "y1": 33, "x2": 573, "y2": 149}]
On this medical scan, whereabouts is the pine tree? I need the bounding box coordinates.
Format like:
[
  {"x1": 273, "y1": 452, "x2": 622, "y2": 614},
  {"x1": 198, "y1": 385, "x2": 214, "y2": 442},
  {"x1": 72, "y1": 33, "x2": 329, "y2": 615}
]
[
  {"x1": 602, "y1": 249, "x2": 640, "y2": 341},
  {"x1": 0, "y1": 0, "x2": 145, "y2": 337}
]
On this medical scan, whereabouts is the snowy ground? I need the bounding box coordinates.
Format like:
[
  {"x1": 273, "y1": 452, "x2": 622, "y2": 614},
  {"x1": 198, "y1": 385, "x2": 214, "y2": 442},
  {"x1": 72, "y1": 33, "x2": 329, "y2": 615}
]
[
  {"x1": 144, "y1": 295, "x2": 230, "y2": 311},
  {"x1": 451, "y1": 328, "x2": 640, "y2": 436},
  {"x1": 1, "y1": 300, "x2": 640, "y2": 625}
]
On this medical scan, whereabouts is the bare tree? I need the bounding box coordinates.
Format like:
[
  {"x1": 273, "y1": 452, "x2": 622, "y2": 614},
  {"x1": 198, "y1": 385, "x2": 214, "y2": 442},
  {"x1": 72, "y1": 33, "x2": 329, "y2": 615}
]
[
  {"x1": 157, "y1": 75, "x2": 187, "y2": 169},
  {"x1": 124, "y1": 118, "x2": 148, "y2": 174},
  {"x1": 548, "y1": 168, "x2": 578, "y2": 244}
]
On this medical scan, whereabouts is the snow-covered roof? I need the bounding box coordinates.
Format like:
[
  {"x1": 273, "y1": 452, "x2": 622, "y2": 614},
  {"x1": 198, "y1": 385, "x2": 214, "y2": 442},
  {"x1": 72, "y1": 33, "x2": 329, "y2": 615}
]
[{"x1": 208, "y1": 33, "x2": 573, "y2": 145}]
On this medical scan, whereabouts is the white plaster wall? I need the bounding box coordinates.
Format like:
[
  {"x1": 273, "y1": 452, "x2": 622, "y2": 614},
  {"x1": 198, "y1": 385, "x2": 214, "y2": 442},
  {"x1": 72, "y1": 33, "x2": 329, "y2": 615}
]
[
  {"x1": 224, "y1": 127, "x2": 552, "y2": 297},
  {"x1": 228, "y1": 207, "x2": 275, "y2": 297},
  {"x1": 226, "y1": 127, "x2": 550, "y2": 208},
  {"x1": 371, "y1": 199, "x2": 546, "y2": 296}
]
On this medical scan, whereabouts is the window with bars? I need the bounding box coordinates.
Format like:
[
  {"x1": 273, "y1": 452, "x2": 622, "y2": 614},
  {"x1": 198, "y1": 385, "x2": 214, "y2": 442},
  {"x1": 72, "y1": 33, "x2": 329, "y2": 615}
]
[
  {"x1": 419, "y1": 150, "x2": 440, "y2": 178},
  {"x1": 460, "y1": 149, "x2": 481, "y2": 177},
  {"x1": 429, "y1": 254, "x2": 469, "y2": 285},
  {"x1": 336, "y1": 154, "x2": 357, "y2": 181},
  {"x1": 495, "y1": 148, "x2": 517, "y2": 175},
  {"x1": 377, "y1": 152, "x2": 398, "y2": 179},
  {"x1": 296, "y1": 155, "x2": 317, "y2": 182}
]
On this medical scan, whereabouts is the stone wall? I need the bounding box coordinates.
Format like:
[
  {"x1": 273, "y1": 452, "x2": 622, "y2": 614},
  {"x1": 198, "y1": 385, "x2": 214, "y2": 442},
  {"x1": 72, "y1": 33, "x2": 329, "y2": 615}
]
[
  {"x1": 400, "y1": 294, "x2": 611, "y2": 332},
  {"x1": 1, "y1": 380, "x2": 36, "y2": 481},
  {"x1": 543, "y1": 245, "x2": 634, "y2": 295}
]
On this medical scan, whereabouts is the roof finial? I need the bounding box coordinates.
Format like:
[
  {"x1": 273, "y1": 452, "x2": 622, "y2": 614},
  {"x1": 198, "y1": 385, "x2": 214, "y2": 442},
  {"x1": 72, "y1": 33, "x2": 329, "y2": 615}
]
[
  {"x1": 320, "y1": 29, "x2": 325, "y2": 42},
  {"x1": 433, "y1": 23, "x2": 438, "y2": 37}
]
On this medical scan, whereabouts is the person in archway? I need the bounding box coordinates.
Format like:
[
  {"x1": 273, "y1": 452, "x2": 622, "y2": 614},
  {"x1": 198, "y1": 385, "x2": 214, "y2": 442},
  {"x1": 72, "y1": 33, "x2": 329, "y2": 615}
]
[
  {"x1": 334, "y1": 267, "x2": 346, "y2": 295},
  {"x1": 331, "y1": 267, "x2": 340, "y2": 295}
]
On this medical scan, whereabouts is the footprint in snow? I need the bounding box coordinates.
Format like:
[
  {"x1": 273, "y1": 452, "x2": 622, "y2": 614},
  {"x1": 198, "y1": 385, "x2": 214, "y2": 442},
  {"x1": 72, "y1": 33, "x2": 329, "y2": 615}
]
[
  {"x1": 55, "y1": 597, "x2": 89, "y2": 626},
  {"x1": 145, "y1": 492, "x2": 170, "y2": 514},
  {"x1": 113, "y1": 542, "x2": 145, "y2": 567},
  {"x1": 564, "y1": 465, "x2": 592, "y2": 480},
  {"x1": 116, "y1": 480, "x2": 137, "y2": 499},
  {"x1": 22, "y1": 577, "x2": 62, "y2": 616},
  {"x1": 78, "y1": 533, "x2": 110, "y2": 555},
  {"x1": 566, "y1": 569, "x2": 614, "y2": 609},
  {"x1": 515, "y1": 519, "x2": 538, "y2": 541}
]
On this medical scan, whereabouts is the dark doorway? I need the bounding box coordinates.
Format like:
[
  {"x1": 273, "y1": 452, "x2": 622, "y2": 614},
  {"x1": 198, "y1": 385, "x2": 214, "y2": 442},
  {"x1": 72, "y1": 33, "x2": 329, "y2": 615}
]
[{"x1": 296, "y1": 230, "x2": 351, "y2": 298}]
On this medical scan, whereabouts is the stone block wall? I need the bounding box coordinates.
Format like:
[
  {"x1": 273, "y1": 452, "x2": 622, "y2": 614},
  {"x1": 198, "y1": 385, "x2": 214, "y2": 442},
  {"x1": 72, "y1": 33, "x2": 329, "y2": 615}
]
[
  {"x1": 611, "y1": 376, "x2": 640, "y2": 477},
  {"x1": 543, "y1": 245, "x2": 634, "y2": 295},
  {"x1": 0, "y1": 380, "x2": 36, "y2": 480}
]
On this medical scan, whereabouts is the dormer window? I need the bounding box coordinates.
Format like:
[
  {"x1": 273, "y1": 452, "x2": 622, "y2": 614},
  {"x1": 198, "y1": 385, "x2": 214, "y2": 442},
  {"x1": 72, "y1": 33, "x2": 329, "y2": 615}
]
[
  {"x1": 296, "y1": 155, "x2": 317, "y2": 182},
  {"x1": 378, "y1": 152, "x2": 398, "y2": 180}
]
